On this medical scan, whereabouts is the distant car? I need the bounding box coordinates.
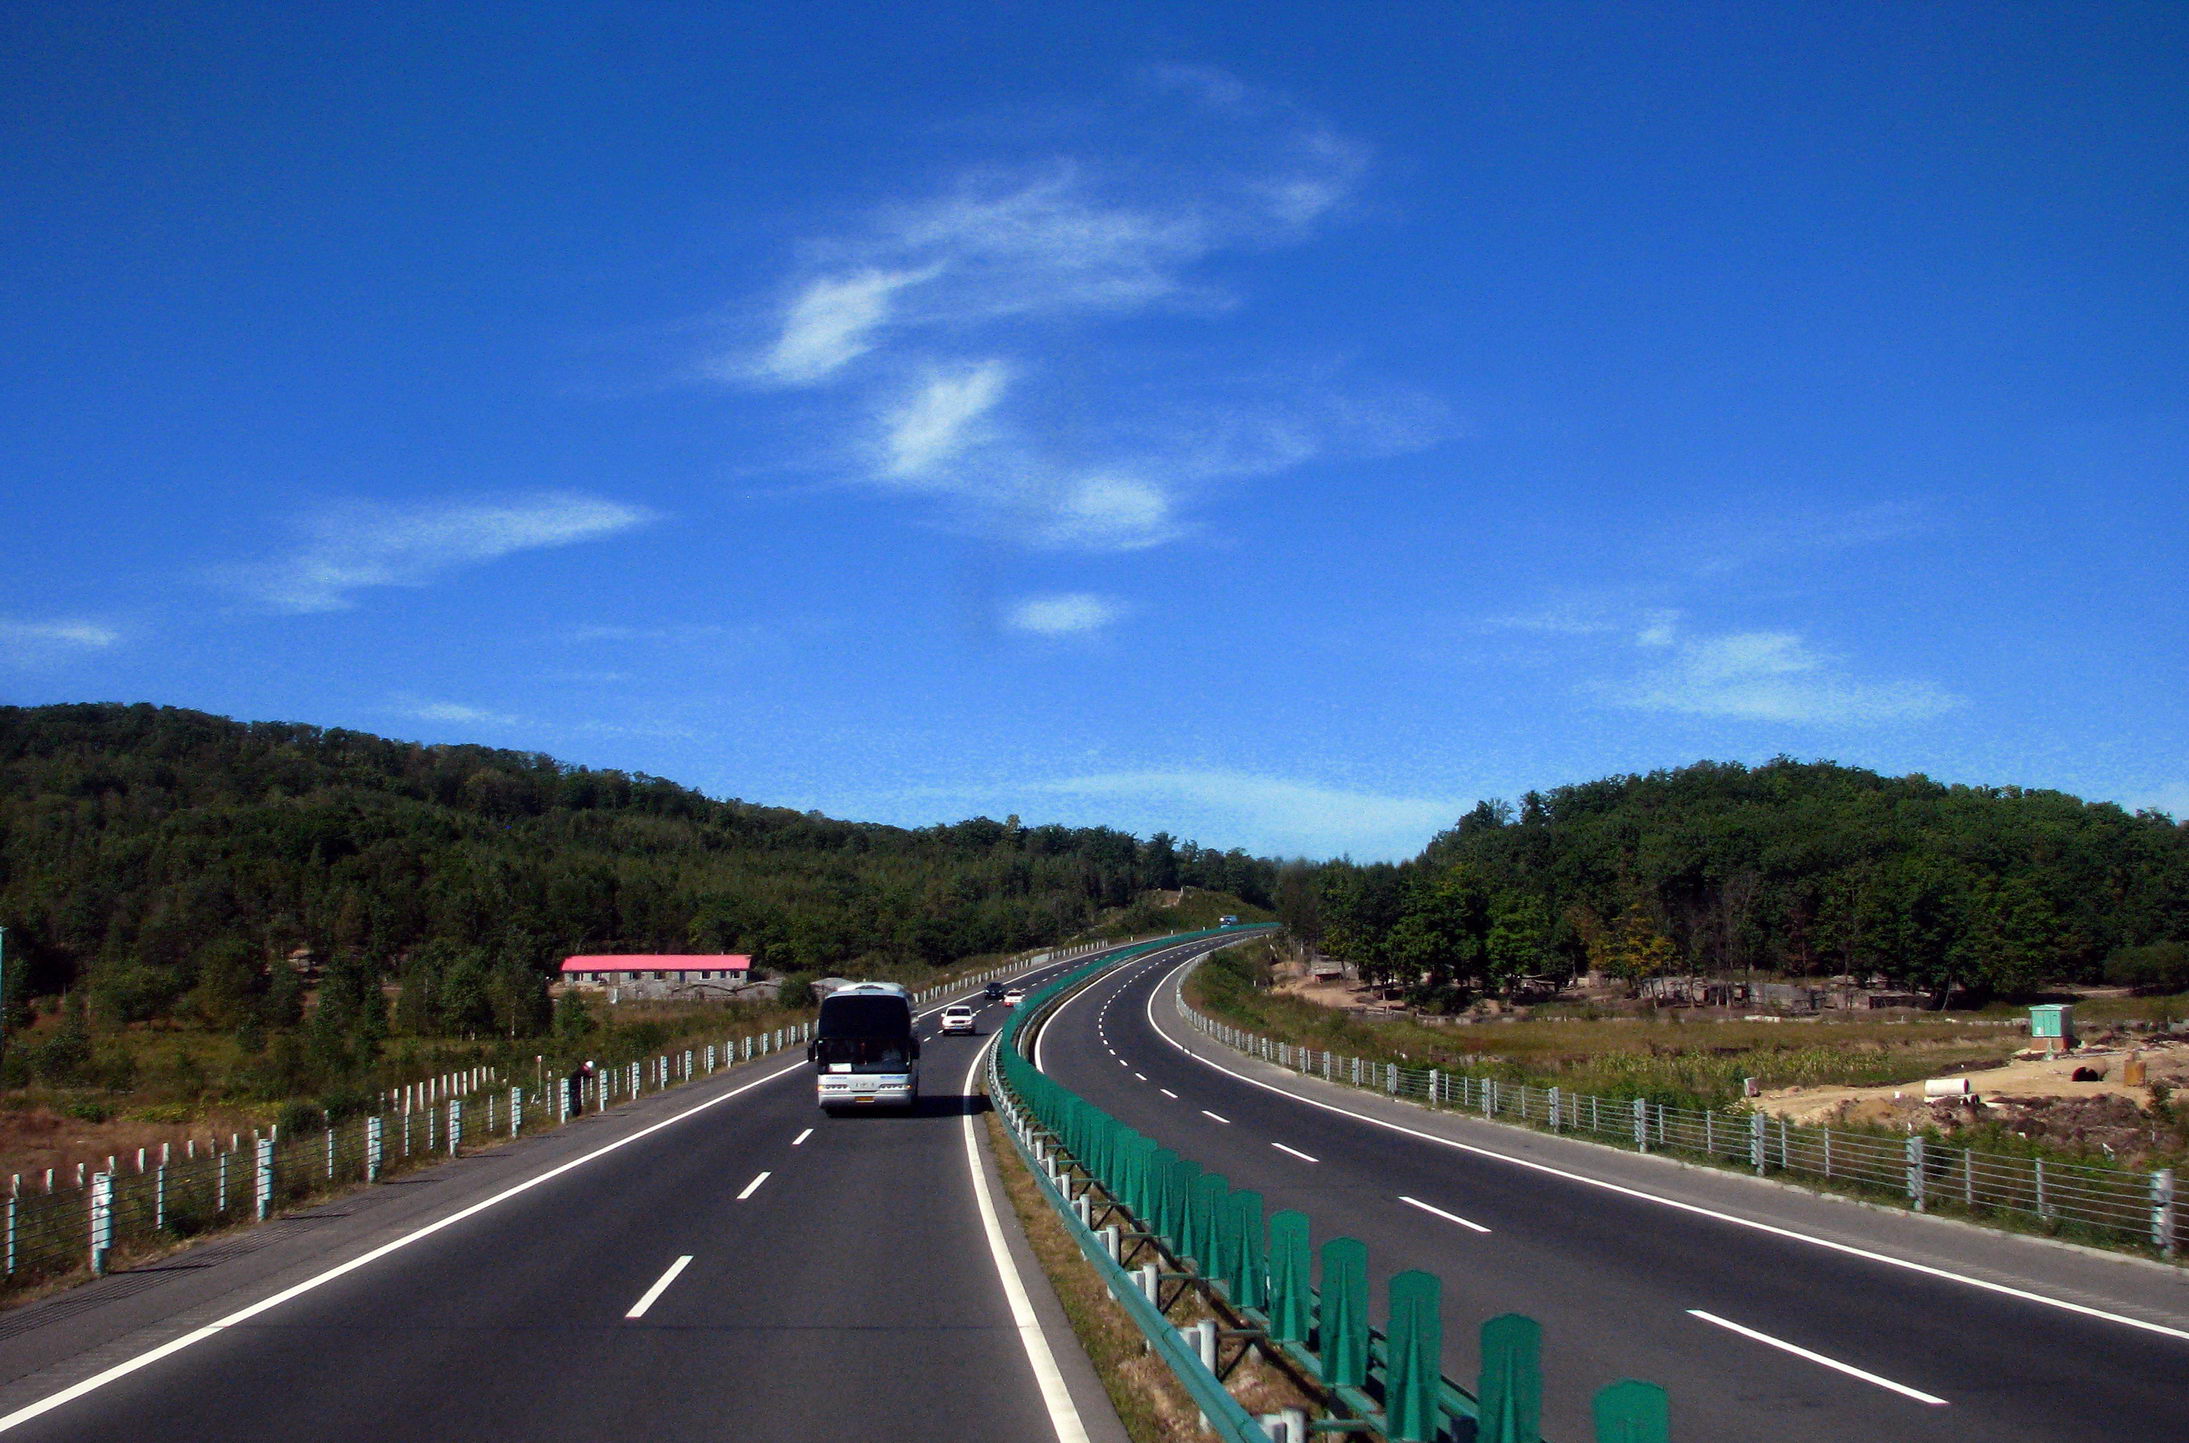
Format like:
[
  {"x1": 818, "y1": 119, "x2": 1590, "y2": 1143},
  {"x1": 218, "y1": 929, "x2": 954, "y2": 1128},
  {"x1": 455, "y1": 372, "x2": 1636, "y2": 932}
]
[
  {"x1": 1218, "y1": 914, "x2": 1240, "y2": 927},
  {"x1": 939, "y1": 1004, "x2": 978, "y2": 1035},
  {"x1": 1003, "y1": 986, "x2": 1027, "y2": 1007},
  {"x1": 985, "y1": 982, "x2": 1006, "y2": 1000}
]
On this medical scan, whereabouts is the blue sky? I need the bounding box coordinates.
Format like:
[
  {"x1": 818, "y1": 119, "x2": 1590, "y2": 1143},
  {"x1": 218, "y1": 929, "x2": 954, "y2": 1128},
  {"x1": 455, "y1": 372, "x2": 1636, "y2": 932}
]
[{"x1": 4, "y1": 3, "x2": 2185, "y2": 860}]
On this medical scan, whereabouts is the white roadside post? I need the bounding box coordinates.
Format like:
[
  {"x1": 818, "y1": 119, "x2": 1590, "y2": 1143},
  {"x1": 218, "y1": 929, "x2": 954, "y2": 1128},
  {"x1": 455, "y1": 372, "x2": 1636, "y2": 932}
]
[
  {"x1": 2154, "y1": 1168, "x2": 2176, "y2": 1258},
  {"x1": 88, "y1": 1172, "x2": 114, "y2": 1275},
  {"x1": 449, "y1": 1098, "x2": 463, "y2": 1156},
  {"x1": 366, "y1": 1116, "x2": 384, "y2": 1182},
  {"x1": 254, "y1": 1135, "x2": 275, "y2": 1221},
  {"x1": 1751, "y1": 1112, "x2": 1767, "y2": 1175},
  {"x1": 509, "y1": 1087, "x2": 523, "y2": 1138}
]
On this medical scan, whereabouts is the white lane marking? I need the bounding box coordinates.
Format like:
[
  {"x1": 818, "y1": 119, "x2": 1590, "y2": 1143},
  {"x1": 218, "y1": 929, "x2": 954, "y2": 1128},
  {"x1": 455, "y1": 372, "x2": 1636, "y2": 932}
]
[
  {"x1": 1688, "y1": 1310, "x2": 1949, "y2": 1405},
  {"x1": 1400, "y1": 1195, "x2": 1491, "y2": 1233},
  {"x1": 1201, "y1": 1111, "x2": 1231, "y2": 1124},
  {"x1": 791, "y1": 1128, "x2": 813, "y2": 1146},
  {"x1": 961, "y1": 1036, "x2": 1092, "y2": 1443},
  {"x1": 1161, "y1": 1088, "x2": 1179, "y2": 1099},
  {"x1": 0, "y1": 1054, "x2": 808, "y2": 1436},
  {"x1": 1133, "y1": 1072, "x2": 1148, "y2": 1081},
  {"x1": 1138, "y1": 954, "x2": 2189, "y2": 1349},
  {"x1": 625, "y1": 1255, "x2": 695, "y2": 1319},
  {"x1": 1272, "y1": 1142, "x2": 1320, "y2": 1163},
  {"x1": 736, "y1": 1170, "x2": 772, "y2": 1200}
]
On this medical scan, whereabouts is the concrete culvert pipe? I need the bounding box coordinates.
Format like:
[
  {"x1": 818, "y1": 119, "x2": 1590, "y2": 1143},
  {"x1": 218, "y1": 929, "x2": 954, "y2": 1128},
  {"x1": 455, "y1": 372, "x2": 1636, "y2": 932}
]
[{"x1": 1923, "y1": 1077, "x2": 1973, "y2": 1097}]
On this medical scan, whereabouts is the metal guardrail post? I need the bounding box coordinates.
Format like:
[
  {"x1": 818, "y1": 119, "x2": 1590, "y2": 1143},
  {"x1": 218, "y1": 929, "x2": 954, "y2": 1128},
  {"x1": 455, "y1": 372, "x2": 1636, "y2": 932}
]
[
  {"x1": 448, "y1": 1098, "x2": 463, "y2": 1156},
  {"x1": 366, "y1": 1115, "x2": 383, "y2": 1182},
  {"x1": 1478, "y1": 1313, "x2": 1543, "y2": 1443},
  {"x1": 1906, "y1": 1135, "x2": 1926, "y2": 1211},
  {"x1": 1750, "y1": 1111, "x2": 1765, "y2": 1175},
  {"x1": 1633, "y1": 1098, "x2": 1648, "y2": 1153},
  {"x1": 1386, "y1": 1270, "x2": 1442, "y2": 1443},
  {"x1": 1319, "y1": 1236, "x2": 1369, "y2": 1388},
  {"x1": 1592, "y1": 1379, "x2": 1670, "y2": 1442}
]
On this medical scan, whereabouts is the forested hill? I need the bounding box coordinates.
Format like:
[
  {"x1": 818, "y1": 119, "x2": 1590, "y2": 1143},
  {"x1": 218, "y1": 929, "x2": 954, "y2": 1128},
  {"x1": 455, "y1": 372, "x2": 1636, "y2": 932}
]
[
  {"x1": 0, "y1": 703, "x2": 1276, "y2": 1022},
  {"x1": 1301, "y1": 758, "x2": 2189, "y2": 1005}
]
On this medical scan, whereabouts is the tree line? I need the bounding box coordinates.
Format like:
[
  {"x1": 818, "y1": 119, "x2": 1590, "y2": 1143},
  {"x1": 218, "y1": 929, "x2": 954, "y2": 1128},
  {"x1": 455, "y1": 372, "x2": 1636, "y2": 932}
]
[
  {"x1": 0, "y1": 704, "x2": 1279, "y2": 1056},
  {"x1": 1277, "y1": 758, "x2": 2189, "y2": 1008}
]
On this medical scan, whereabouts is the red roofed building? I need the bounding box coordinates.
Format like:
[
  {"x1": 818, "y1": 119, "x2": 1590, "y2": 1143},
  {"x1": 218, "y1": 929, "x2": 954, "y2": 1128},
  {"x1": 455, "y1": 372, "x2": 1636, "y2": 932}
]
[{"x1": 560, "y1": 954, "x2": 754, "y2": 1001}]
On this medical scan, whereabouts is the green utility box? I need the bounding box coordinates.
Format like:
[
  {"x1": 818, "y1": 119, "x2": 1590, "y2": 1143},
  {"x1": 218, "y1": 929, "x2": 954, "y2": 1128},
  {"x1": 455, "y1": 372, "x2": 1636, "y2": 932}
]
[{"x1": 2029, "y1": 1003, "x2": 2075, "y2": 1052}]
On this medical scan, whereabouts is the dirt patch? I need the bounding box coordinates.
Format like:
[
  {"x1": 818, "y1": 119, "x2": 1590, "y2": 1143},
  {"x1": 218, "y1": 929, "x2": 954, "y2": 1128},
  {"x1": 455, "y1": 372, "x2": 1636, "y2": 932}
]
[{"x1": 1756, "y1": 1043, "x2": 2189, "y2": 1126}]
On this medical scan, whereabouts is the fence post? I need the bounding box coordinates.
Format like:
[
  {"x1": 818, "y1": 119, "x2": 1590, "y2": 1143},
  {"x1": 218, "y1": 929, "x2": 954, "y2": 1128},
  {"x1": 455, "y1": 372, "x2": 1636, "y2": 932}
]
[
  {"x1": 510, "y1": 1087, "x2": 523, "y2": 1137},
  {"x1": 2153, "y1": 1168, "x2": 2175, "y2": 1258},
  {"x1": 1633, "y1": 1098, "x2": 1649, "y2": 1153},
  {"x1": 325, "y1": 1127, "x2": 336, "y2": 1181},
  {"x1": 1907, "y1": 1135, "x2": 1926, "y2": 1212},
  {"x1": 366, "y1": 1116, "x2": 384, "y2": 1182},
  {"x1": 1591, "y1": 1379, "x2": 1670, "y2": 1443},
  {"x1": 1386, "y1": 1270, "x2": 1443, "y2": 1443},
  {"x1": 1549, "y1": 1086, "x2": 1561, "y2": 1132},
  {"x1": 1750, "y1": 1111, "x2": 1766, "y2": 1174},
  {"x1": 89, "y1": 1172, "x2": 114, "y2": 1275},
  {"x1": 1386, "y1": 1062, "x2": 1398, "y2": 1094},
  {"x1": 1318, "y1": 1237, "x2": 1369, "y2": 1389},
  {"x1": 1477, "y1": 1313, "x2": 1544, "y2": 1443},
  {"x1": 254, "y1": 1136, "x2": 274, "y2": 1221},
  {"x1": 153, "y1": 1165, "x2": 164, "y2": 1233},
  {"x1": 2035, "y1": 1158, "x2": 2050, "y2": 1218},
  {"x1": 449, "y1": 1098, "x2": 463, "y2": 1156},
  {"x1": 5, "y1": 1195, "x2": 14, "y2": 1274},
  {"x1": 1268, "y1": 1210, "x2": 1312, "y2": 1343}
]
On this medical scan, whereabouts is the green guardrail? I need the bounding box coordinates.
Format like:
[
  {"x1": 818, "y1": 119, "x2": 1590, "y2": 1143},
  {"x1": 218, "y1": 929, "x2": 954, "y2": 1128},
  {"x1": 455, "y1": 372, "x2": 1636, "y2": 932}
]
[{"x1": 990, "y1": 930, "x2": 1674, "y2": 1443}]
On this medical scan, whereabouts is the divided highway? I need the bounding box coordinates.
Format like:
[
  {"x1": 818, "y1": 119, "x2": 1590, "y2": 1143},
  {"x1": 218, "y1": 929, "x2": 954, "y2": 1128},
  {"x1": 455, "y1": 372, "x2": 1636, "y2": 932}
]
[
  {"x1": 1036, "y1": 937, "x2": 2189, "y2": 1442},
  {"x1": 0, "y1": 953, "x2": 1119, "y2": 1443}
]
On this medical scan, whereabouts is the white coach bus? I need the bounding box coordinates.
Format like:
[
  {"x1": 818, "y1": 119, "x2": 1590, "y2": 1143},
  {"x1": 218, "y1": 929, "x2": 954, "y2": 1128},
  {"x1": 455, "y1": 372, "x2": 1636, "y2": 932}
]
[{"x1": 808, "y1": 981, "x2": 920, "y2": 1110}]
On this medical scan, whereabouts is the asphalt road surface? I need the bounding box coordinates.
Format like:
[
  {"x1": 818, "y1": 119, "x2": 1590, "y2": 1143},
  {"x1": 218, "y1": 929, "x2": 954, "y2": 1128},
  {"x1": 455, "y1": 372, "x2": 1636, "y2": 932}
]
[
  {"x1": 0, "y1": 950, "x2": 1125, "y2": 1443},
  {"x1": 1035, "y1": 936, "x2": 2189, "y2": 1443}
]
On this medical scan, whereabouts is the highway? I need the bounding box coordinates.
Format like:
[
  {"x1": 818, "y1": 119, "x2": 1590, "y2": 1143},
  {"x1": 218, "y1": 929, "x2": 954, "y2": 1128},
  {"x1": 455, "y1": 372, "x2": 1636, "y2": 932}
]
[
  {"x1": 0, "y1": 953, "x2": 1124, "y2": 1443},
  {"x1": 1034, "y1": 936, "x2": 2189, "y2": 1442}
]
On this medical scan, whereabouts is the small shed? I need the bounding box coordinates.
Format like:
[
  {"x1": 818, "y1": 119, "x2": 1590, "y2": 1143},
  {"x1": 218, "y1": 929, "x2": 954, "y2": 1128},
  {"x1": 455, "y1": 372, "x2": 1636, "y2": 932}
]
[{"x1": 2029, "y1": 1003, "x2": 2076, "y2": 1053}]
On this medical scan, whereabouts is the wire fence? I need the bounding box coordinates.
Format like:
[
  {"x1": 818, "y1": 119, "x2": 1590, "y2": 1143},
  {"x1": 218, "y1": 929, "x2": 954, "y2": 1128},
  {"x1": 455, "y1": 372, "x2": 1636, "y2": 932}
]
[
  {"x1": 1176, "y1": 995, "x2": 2181, "y2": 1262},
  {"x1": 3, "y1": 948, "x2": 1084, "y2": 1298},
  {"x1": 999, "y1": 933, "x2": 1672, "y2": 1443}
]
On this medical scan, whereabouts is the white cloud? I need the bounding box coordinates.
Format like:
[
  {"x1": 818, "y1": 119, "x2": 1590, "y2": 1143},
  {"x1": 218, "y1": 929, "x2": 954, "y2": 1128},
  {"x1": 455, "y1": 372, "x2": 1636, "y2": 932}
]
[
  {"x1": 1005, "y1": 593, "x2": 1124, "y2": 636},
  {"x1": 883, "y1": 362, "x2": 1010, "y2": 478},
  {"x1": 0, "y1": 618, "x2": 120, "y2": 665},
  {"x1": 1032, "y1": 474, "x2": 1176, "y2": 551},
  {"x1": 1038, "y1": 769, "x2": 1456, "y2": 859},
  {"x1": 757, "y1": 266, "x2": 936, "y2": 385},
  {"x1": 1612, "y1": 630, "x2": 1958, "y2": 724},
  {"x1": 724, "y1": 70, "x2": 1429, "y2": 556},
  {"x1": 396, "y1": 699, "x2": 520, "y2": 726},
  {"x1": 236, "y1": 493, "x2": 654, "y2": 613}
]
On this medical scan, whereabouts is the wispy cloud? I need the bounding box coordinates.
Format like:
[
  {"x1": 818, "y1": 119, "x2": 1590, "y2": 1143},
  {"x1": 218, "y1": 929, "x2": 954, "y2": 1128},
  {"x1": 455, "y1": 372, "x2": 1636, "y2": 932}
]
[
  {"x1": 1037, "y1": 768, "x2": 1456, "y2": 859},
  {"x1": 0, "y1": 618, "x2": 120, "y2": 665},
  {"x1": 722, "y1": 69, "x2": 1433, "y2": 554},
  {"x1": 1005, "y1": 593, "x2": 1125, "y2": 636},
  {"x1": 232, "y1": 493, "x2": 655, "y2": 613},
  {"x1": 395, "y1": 699, "x2": 520, "y2": 726},
  {"x1": 1609, "y1": 630, "x2": 1959, "y2": 724}
]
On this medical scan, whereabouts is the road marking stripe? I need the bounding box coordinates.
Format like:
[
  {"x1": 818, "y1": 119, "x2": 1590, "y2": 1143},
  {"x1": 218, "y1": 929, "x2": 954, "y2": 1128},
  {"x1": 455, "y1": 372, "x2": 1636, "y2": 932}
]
[
  {"x1": 1161, "y1": 1088, "x2": 1179, "y2": 1099},
  {"x1": 1272, "y1": 1142, "x2": 1320, "y2": 1162},
  {"x1": 1202, "y1": 1111, "x2": 1231, "y2": 1124},
  {"x1": 1399, "y1": 1195, "x2": 1490, "y2": 1233},
  {"x1": 791, "y1": 1128, "x2": 813, "y2": 1146},
  {"x1": 625, "y1": 1255, "x2": 694, "y2": 1319},
  {"x1": 1133, "y1": 1072, "x2": 1148, "y2": 1081},
  {"x1": 961, "y1": 1037, "x2": 1092, "y2": 1443},
  {"x1": 1139, "y1": 954, "x2": 2189, "y2": 1348},
  {"x1": 736, "y1": 1170, "x2": 772, "y2": 1200},
  {"x1": 1687, "y1": 1310, "x2": 1948, "y2": 1405}
]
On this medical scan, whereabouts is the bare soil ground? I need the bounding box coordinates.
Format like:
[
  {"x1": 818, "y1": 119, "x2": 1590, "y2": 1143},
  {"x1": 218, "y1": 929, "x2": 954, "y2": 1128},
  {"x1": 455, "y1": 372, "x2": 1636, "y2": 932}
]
[{"x1": 1757, "y1": 1041, "x2": 2189, "y2": 1125}]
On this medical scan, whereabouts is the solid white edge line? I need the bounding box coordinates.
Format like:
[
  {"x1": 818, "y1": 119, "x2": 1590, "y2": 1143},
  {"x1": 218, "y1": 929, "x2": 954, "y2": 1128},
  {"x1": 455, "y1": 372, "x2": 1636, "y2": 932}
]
[
  {"x1": 0, "y1": 951, "x2": 1084, "y2": 1436},
  {"x1": 1399, "y1": 1195, "x2": 1491, "y2": 1234},
  {"x1": 735, "y1": 1171, "x2": 772, "y2": 1201},
  {"x1": 961, "y1": 1034, "x2": 1091, "y2": 1443},
  {"x1": 625, "y1": 1254, "x2": 695, "y2": 1319},
  {"x1": 1201, "y1": 1111, "x2": 1231, "y2": 1125},
  {"x1": 1687, "y1": 1309, "x2": 1949, "y2": 1405},
  {"x1": 1272, "y1": 1143, "x2": 1320, "y2": 1163},
  {"x1": 792, "y1": 1128, "x2": 813, "y2": 1146},
  {"x1": 1139, "y1": 954, "x2": 2189, "y2": 1348}
]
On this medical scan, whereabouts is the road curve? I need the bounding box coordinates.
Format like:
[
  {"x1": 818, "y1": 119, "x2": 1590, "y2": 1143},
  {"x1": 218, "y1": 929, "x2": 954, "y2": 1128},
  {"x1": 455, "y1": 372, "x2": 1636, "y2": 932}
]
[
  {"x1": 1034, "y1": 938, "x2": 2189, "y2": 1443},
  {"x1": 0, "y1": 952, "x2": 1120, "y2": 1443}
]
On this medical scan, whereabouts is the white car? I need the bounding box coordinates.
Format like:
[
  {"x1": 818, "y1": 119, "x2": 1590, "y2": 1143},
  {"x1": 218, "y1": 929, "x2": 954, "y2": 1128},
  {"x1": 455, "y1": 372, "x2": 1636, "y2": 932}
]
[
  {"x1": 939, "y1": 1004, "x2": 978, "y2": 1035},
  {"x1": 1002, "y1": 986, "x2": 1027, "y2": 1007}
]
